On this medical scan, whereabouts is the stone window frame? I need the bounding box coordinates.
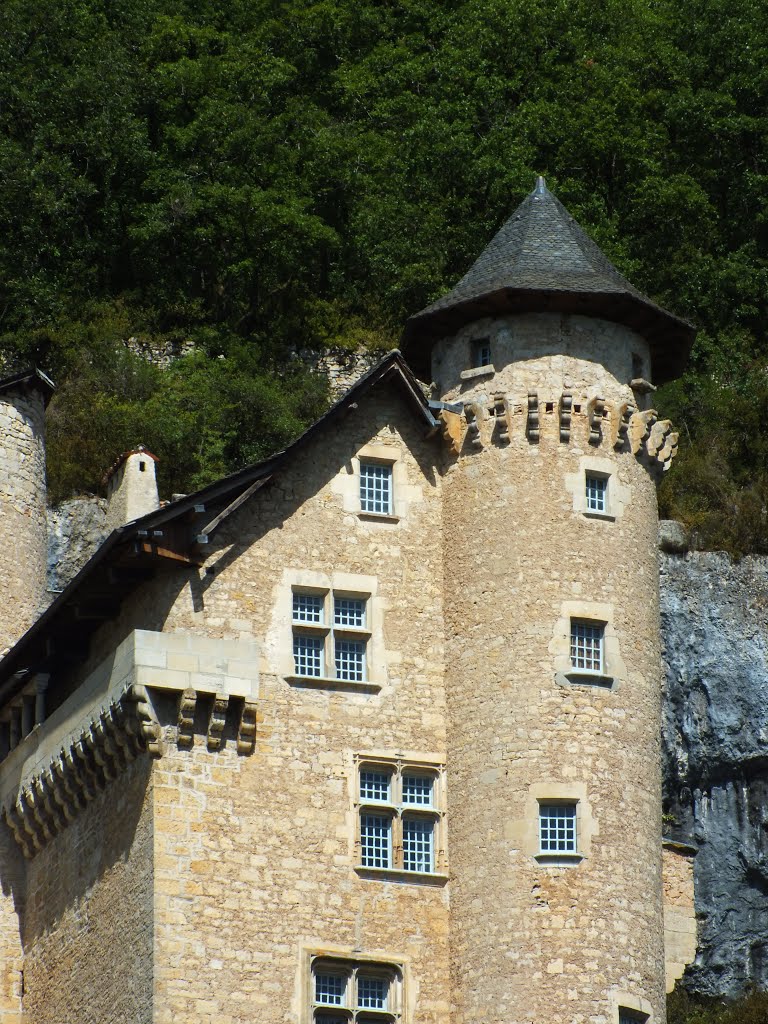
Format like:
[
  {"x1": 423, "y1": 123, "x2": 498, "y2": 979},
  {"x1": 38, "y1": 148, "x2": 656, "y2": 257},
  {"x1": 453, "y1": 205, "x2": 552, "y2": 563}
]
[
  {"x1": 565, "y1": 455, "x2": 631, "y2": 522},
  {"x1": 359, "y1": 460, "x2": 393, "y2": 517},
  {"x1": 292, "y1": 589, "x2": 371, "y2": 685},
  {"x1": 278, "y1": 570, "x2": 386, "y2": 693},
  {"x1": 609, "y1": 989, "x2": 654, "y2": 1024},
  {"x1": 551, "y1": 601, "x2": 627, "y2": 690},
  {"x1": 355, "y1": 445, "x2": 401, "y2": 523},
  {"x1": 306, "y1": 950, "x2": 406, "y2": 1024},
  {"x1": 353, "y1": 753, "x2": 448, "y2": 884},
  {"x1": 514, "y1": 781, "x2": 597, "y2": 868}
]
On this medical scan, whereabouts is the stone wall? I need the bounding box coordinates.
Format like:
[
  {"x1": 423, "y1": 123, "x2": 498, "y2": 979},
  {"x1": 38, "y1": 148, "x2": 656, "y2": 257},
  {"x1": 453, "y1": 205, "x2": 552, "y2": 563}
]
[
  {"x1": 438, "y1": 312, "x2": 665, "y2": 1024},
  {"x1": 20, "y1": 755, "x2": 154, "y2": 1024},
  {"x1": 0, "y1": 386, "x2": 48, "y2": 656}
]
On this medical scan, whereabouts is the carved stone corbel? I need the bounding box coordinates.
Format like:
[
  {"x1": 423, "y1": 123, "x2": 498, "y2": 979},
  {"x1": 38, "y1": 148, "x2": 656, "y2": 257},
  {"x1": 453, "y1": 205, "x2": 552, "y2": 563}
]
[
  {"x1": 613, "y1": 402, "x2": 635, "y2": 450},
  {"x1": 629, "y1": 409, "x2": 657, "y2": 455},
  {"x1": 492, "y1": 393, "x2": 511, "y2": 445},
  {"x1": 588, "y1": 397, "x2": 606, "y2": 446},
  {"x1": 237, "y1": 699, "x2": 258, "y2": 755},
  {"x1": 207, "y1": 693, "x2": 229, "y2": 751},
  {"x1": 464, "y1": 402, "x2": 484, "y2": 450},
  {"x1": 559, "y1": 393, "x2": 572, "y2": 443},
  {"x1": 438, "y1": 409, "x2": 463, "y2": 456},
  {"x1": 177, "y1": 689, "x2": 197, "y2": 750},
  {"x1": 526, "y1": 393, "x2": 540, "y2": 443}
]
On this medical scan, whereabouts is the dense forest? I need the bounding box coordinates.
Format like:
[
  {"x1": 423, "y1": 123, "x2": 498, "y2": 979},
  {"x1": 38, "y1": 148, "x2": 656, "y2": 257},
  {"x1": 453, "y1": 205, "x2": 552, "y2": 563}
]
[{"x1": 1, "y1": 0, "x2": 767, "y2": 553}]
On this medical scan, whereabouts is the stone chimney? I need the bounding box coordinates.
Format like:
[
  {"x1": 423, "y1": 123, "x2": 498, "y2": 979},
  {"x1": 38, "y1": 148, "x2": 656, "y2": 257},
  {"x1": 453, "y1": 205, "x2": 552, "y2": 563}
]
[
  {"x1": 104, "y1": 447, "x2": 160, "y2": 530},
  {"x1": 0, "y1": 369, "x2": 54, "y2": 655}
]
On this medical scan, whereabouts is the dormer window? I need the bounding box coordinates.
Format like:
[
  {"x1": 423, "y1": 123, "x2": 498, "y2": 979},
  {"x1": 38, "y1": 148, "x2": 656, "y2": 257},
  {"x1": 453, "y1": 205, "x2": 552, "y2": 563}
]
[{"x1": 472, "y1": 338, "x2": 492, "y2": 368}]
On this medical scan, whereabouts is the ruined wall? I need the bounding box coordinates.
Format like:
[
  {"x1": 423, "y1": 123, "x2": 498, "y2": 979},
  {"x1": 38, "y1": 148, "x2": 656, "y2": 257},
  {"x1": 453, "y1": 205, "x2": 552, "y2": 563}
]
[
  {"x1": 439, "y1": 313, "x2": 665, "y2": 1024},
  {"x1": 662, "y1": 843, "x2": 697, "y2": 993},
  {"x1": 0, "y1": 387, "x2": 47, "y2": 655},
  {"x1": 661, "y1": 551, "x2": 768, "y2": 998},
  {"x1": 20, "y1": 756, "x2": 154, "y2": 1024}
]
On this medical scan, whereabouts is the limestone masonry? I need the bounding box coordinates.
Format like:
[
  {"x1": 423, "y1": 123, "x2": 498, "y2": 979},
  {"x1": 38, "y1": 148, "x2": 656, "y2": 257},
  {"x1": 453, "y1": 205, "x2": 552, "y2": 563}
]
[{"x1": 0, "y1": 179, "x2": 699, "y2": 1023}]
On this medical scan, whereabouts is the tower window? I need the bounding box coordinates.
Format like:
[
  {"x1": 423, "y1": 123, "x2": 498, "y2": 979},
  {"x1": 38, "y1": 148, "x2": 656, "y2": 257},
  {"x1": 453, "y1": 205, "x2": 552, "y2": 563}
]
[
  {"x1": 570, "y1": 620, "x2": 604, "y2": 674},
  {"x1": 359, "y1": 462, "x2": 393, "y2": 515},
  {"x1": 472, "y1": 338, "x2": 492, "y2": 368},
  {"x1": 585, "y1": 474, "x2": 608, "y2": 513},
  {"x1": 356, "y1": 758, "x2": 444, "y2": 877},
  {"x1": 539, "y1": 802, "x2": 577, "y2": 854}
]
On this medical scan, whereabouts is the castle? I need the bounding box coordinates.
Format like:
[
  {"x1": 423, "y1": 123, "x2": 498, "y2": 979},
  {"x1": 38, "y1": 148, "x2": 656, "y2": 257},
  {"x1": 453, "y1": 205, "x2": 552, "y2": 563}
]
[{"x1": 0, "y1": 178, "x2": 699, "y2": 1024}]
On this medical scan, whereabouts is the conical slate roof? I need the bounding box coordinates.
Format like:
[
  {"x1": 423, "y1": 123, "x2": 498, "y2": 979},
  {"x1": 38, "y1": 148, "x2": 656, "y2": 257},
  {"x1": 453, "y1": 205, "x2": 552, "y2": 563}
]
[{"x1": 401, "y1": 177, "x2": 695, "y2": 383}]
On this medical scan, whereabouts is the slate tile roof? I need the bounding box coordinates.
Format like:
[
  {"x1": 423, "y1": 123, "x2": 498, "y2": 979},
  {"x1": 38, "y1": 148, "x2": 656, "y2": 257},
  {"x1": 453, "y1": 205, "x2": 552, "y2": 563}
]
[{"x1": 402, "y1": 177, "x2": 695, "y2": 383}]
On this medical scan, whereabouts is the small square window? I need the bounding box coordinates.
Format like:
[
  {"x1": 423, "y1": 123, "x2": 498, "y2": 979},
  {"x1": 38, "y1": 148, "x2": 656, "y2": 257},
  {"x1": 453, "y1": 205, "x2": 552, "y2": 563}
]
[
  {"x1": 335, "y1": 639, "x2": 366, "y2": 682},
  {"x1": 357, "y1": 975, "x2": 388, "y2": 1010},
  {"x1": 570, "y1": 620, "x2": 604, "y2": 674},
  {"x1": 293, "y1": 592, "x2": 325, "y2": 623},
  {"x1": 360, "y1": 462, "x2": 392, "y2": 515},
  {"x1": 539, "y1": 803, "x2": 577, "y2": 853},
  {"x1": 585, "y1": 474, "x2": 608, "y2": 513},
  {"x1": 315, "y1": 973, "x2": 347, "y2": 1006},
  {"x1": 334, "y1": 597, "x2": 366, "y2": 629},
  {"x1": 472, "y1": 338, "x2": 492, "y2": 368},
  {"x1": 360, "y1": 769, "x2": 391, "y2": 803},
  {"x1": 402, "y1": 774, "x2": 433, "y2": 807}
]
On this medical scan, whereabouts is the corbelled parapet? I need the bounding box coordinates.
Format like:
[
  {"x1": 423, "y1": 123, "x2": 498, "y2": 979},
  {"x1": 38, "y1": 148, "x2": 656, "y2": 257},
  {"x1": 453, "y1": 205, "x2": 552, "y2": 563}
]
[
  {"x1": 0, "y1": 630, "x2": 259, "y2": 860},
  {"x1": 437, "y1": 392, "x2": 678, "y2": 474}
]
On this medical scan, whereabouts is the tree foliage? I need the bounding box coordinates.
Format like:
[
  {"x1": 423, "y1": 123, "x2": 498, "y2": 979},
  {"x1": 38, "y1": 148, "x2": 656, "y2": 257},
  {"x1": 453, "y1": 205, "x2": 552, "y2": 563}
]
[
  {"x1": 1, "y1": 0, "x2": 767, "y2": 535},
  {"x1": 668, "y1": 988, "x2": 768, "y2": 1024}
]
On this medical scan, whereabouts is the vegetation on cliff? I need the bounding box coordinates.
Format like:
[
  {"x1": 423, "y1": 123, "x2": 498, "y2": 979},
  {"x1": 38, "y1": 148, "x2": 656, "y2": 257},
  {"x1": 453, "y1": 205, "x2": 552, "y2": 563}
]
[
  {"x1": 669, "y1": 989, "x2": 768, "y2": 1024},
  {"x1": 1, "y1": 0, "x2": 767, "y2": 549}
]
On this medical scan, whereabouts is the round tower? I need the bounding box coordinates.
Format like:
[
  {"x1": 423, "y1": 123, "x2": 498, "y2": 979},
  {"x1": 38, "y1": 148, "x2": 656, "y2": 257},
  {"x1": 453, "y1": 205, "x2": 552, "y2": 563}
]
[
  {"x1": 403, "y1": 179, "x2": 694, "y2": 1024},
  {"x1": 0, "y1": 370, "x2": 54, "y2": 655}
]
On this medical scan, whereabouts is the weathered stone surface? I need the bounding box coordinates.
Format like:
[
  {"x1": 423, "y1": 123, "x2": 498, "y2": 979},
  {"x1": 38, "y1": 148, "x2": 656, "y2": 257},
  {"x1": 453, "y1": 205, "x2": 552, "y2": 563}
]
[
  {"x1": 46, "y1": 496, "x2": 108, "y2": 593},
  {"x1": 661, "y1": 552, "x2": 768, "y2": 998},
  {"x1": 659, "y1": 519, "x2": 689, "y2": 554}
]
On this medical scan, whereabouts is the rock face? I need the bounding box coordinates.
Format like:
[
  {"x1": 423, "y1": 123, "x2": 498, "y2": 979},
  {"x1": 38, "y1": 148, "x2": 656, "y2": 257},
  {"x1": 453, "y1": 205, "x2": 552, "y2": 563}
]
[
  {"x1": 661, "y1": 551, "x2": 768, "y2": 998},
  {"x1": 47, "y1": 496, "x2": 109, "y2": 593}
]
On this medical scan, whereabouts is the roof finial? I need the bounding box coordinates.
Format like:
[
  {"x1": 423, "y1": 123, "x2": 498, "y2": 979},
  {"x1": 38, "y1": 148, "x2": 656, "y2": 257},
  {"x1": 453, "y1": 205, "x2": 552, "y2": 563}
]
[{"x1": 535, "y1": 175, "x2": 547, "y2": 194}]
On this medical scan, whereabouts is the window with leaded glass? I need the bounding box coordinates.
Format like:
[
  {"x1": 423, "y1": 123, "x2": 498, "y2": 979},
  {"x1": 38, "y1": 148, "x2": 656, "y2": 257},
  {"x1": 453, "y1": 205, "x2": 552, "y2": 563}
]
[
  {"x1": 292, "y1": 589, "x2": 370, "y2": 682},
  {"x1": 585, "y1": 473, "x2": 608, "y2": 513},
  {"x1": 539, "y1": 802, "x2": 577, "y2": 854},
  {"x1": 359, "y1": 462, "x2": 393, "y2": 515},
  {"x1": 570, "y1": 620, "x2": 604, "y2": 674},
  {"x1": 310, "y1": 958, "x2": 401, "y2": 1023},
  {"x1": 356, "y1": 759, "x2": 443, "y2": 878}
]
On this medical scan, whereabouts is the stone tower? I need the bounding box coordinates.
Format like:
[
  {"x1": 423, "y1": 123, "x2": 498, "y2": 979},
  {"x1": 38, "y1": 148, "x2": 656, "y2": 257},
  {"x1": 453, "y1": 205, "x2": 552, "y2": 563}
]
[
  {"x1": 104, "y1": 446, "x2": 160, "y2": 530},
  {"x1": 402, "y1": 178, "x2": 694, "y2": 1024},
  {"x1": 0, "y1": 369, "x2": 54, "y2": 656}
]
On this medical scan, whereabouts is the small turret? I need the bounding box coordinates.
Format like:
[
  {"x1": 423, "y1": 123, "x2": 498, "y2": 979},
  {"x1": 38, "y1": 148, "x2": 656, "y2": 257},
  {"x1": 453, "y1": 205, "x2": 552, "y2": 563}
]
[{"x1": 104, "y1": 447, "x2": 160, "y2": 530}]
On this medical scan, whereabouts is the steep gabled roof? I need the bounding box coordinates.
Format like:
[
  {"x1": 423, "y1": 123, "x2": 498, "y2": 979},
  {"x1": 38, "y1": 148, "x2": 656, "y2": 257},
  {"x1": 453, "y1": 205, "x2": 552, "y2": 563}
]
[
  {"x1": 0, "y1": 352, "x2": 436, "y2": 703},
  {"x1": 402, "y1": 177, "x2": 695, "y2": 384}
]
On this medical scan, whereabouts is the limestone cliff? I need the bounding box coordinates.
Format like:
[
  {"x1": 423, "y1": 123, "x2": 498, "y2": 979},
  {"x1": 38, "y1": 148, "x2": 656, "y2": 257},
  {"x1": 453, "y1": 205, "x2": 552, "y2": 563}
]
[
  {"x1": 661, "y1": 551, "x2": 768, "y2": 998},
  {"x1": 46, "y1": 496, "x2": 108, "y2": 594}
]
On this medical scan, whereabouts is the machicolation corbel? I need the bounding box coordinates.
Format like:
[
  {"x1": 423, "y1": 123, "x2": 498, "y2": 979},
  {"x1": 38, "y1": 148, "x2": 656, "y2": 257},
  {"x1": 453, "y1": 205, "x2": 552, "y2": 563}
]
[
  {"x1": 464, "y1": 402, "x2": 484, "y2": 450},
  {"x1": 588, "y1": 397, "x2": 606, "y2": 446},
  {"x1": 493, "y1": 393, "x2": 511, "y2": 445},
  {"x1": 526, "y1": 393, "x2": 540, "y2": 443},
  {"x1": 559, "y1": 393, "x2": 572, "y2": 443}
]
